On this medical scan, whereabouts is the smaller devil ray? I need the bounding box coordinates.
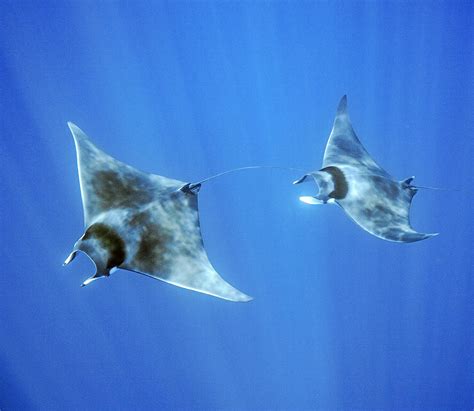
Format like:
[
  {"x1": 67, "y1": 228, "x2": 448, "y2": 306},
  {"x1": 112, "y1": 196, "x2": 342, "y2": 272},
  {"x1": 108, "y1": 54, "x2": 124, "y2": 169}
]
[
  {"x1": 294, "y1": 96, "x2": 438, "y2": 243},
  {"x1": 63, "y1": 123, "x2": 251, "y2": 302}
]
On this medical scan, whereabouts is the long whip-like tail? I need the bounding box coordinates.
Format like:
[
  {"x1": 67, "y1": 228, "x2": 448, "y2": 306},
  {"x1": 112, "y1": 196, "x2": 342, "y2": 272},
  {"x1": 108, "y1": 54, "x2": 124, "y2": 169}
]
[
  {"x1": 191, "y1": 165, "x2": 305, "y2": 187},
  {"x1": 413, "y1": 185, "x2": 456, "y2": 191}
]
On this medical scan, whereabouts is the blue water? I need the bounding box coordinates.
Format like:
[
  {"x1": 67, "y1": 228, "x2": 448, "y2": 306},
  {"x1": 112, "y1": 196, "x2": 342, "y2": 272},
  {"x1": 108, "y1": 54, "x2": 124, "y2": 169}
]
[{"x1": 1, "y1": 2, "x2": 472, "y2": 410}]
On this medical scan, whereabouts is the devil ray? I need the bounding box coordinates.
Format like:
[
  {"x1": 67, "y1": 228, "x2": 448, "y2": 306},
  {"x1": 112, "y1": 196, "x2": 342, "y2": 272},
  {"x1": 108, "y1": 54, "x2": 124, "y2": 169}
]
[
  {"x1": 294, "y1": 96, "x2": 437, "y2": 243},
  {"x1": 64, "y1": 123, "x2": 251, "y2": 302}
]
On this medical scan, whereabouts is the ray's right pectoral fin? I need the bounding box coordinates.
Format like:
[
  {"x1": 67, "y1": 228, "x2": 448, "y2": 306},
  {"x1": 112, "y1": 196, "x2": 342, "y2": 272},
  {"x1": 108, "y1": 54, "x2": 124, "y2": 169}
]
[{"x1": 67, "y1": 122, "x2": 185, "y2": 227}]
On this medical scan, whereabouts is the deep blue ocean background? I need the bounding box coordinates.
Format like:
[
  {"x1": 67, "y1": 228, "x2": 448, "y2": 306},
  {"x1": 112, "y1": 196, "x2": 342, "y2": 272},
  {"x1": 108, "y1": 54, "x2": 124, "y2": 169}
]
[{"x1": 1, "y1": 2, "x2": 473, "y2": 410}]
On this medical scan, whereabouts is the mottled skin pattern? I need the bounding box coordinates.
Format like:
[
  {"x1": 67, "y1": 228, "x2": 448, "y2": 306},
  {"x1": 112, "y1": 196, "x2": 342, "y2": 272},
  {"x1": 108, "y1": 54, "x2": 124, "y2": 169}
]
[
  {"x1": 64, "y1": 123, "x2": 251, "y2": 302},
  {"x1": 295, "y1": 96, "x2": 437, "y2": 243}
]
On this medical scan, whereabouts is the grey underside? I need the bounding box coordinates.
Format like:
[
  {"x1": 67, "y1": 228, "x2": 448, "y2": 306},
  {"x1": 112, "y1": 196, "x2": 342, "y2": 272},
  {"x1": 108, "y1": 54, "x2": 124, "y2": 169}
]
[
  {"x1": 305, "y1": 96, "x2": 435, "y2": 243},
  {"x1": 68, "y1": 123, "x2": 251, "y2": 301}
]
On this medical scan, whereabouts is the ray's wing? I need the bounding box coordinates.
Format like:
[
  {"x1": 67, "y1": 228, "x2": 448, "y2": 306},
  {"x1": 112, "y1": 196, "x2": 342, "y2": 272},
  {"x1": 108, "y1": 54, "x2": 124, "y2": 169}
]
[
  {"x1": 322, "y1": 96, "x2": 391, "y2": 178},
  {"x1": 68, "y1": 122, "x2": 183, "y2": 226},
  {"x1": 337, "y1": 174, "x2": 437, "y2": 242},
  {"x1": 121, "y1": 191, "x2": 252, "y2": 302}
]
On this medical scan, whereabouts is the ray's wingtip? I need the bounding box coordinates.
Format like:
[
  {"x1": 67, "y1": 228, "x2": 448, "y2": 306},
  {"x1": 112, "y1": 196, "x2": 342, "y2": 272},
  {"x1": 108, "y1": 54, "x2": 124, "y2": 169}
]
[
  {"x1": 337, "y1": 95, "x2": 348, "y2": 114},
  {"x1": 67, "y1": 122, "x2": 88, "y2": 141},
  {"x1": 239, "y1": 295, "x2": 254, "y2": 303},
  {"x1": 414, "y1": 232, "x2": 439, "y2": 242},
  {"x1": 67, "y1": 121, "x2": 78, "y2": 131},
  {"x1": 230, "y1": 292, "x2": 253, "y2": 303}
]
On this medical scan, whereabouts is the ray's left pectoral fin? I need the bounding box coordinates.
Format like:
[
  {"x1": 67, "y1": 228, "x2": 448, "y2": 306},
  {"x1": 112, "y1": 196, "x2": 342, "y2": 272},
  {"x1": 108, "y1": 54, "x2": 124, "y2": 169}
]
[
  {"x1": 163, "y1": 262, "x2": 253, "y2": 302},
  {"x1": 122, "y1": 258, "x2": 252, "y2": 302},
  {"x1": 120, "y1": 195, "x2": 252, "y2": 302}
]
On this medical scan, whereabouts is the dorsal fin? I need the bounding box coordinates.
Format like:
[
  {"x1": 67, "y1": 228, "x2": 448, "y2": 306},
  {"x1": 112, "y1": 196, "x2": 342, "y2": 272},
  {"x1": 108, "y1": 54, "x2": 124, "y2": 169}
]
[{"x1": 401, "y1": 176, "x2": 415, "y2": 186}]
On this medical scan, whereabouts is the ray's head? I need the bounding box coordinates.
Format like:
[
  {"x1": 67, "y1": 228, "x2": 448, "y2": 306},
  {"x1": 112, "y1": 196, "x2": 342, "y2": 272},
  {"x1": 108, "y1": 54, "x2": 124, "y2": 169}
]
[
  {"x1": 65, "y1": 223, "x2": 126, "y2": 286},
  {"x1": 294, "y1": 166, "x2": 348, "y2": 204}
]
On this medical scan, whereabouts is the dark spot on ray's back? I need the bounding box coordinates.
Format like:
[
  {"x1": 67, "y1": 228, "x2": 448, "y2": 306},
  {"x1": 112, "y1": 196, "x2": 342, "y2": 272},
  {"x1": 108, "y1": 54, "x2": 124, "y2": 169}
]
[
  {"x1": 371, "y1": 175, "x2": 399, "y2": 200},
  {"x1": 320, "y1": 166, "x2": 348, "y2": 199},
  {"x1": 361, "y1": 203, "x2": 397, "y2": 226},
  {"x1": 128, "y1": 210, "x2": 151, "y2": 227},
  {"x1": 83, "y1": 223, "x2": 126, "y2": 268},
  {"x1": 135, "y1": 223, "x2": 172, "y2": 275},
  {"x1": 374, "y1": 204, "x2": 391, "y2": 215},
  {"x1": 362, "y1": 207, "x2": 374, "y2": 218},
  {"x1": 333, "y1": 135, "x2": 364, "y2": 158},
  {"x1": 93, "y1": 170, "x2": 153, "y2": 210}
]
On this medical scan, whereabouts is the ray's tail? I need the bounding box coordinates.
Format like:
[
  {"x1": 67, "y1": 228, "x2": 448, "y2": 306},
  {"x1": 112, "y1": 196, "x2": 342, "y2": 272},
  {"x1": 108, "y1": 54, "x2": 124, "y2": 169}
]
[
  {"x1": 412, "y1": 185, "x2": 456, "y2": 191},
  {"x1": 192, "y1": 165, "x2": 305, "y2": 186}
]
